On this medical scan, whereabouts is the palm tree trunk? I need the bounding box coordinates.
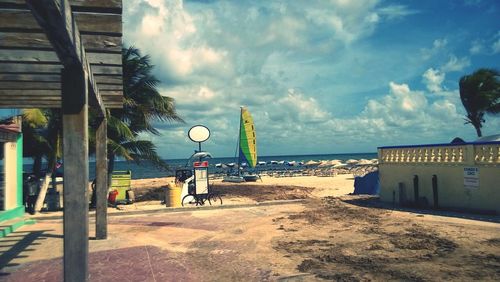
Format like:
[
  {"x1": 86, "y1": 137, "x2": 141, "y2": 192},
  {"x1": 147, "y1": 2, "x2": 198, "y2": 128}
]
[
  {"x1": 107, "y1": 153, "x2": 115, "y2": 186},
  {"x1": 474, "y1": 125, "x2": 482, "y2": 137},
  {"x1": 33, "y1": 155, "x2": 42, "y2": 177}
]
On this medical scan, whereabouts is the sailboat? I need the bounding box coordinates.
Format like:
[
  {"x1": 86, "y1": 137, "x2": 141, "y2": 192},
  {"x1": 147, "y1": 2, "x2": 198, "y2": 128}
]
[{"x1": 223, "y1": 107, "x2": 260, "y2": 183}]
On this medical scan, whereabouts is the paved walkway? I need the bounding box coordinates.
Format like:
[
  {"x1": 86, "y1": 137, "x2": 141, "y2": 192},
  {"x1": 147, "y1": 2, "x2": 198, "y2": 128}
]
[{"x1": 0, "y1": 201, "x2": 309, "y2": 282}]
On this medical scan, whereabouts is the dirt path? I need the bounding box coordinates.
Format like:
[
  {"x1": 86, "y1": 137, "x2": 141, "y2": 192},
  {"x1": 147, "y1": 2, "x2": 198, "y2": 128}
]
[{"x1": 273, "y1": 196, "x2": 500, "y2": 281}]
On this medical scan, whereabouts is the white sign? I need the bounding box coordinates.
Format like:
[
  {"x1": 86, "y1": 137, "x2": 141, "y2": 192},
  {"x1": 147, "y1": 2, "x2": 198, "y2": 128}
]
[
  {"x1": 188, "y1": 125, "x2": 210, "y2": 143},
  {"x1": 463, "y1": 167, "x2": 479, "y2": 189}
]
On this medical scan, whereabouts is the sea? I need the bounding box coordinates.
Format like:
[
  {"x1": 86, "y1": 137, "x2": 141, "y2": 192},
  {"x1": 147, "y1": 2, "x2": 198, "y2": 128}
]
[{"x1": 5, "y1": 152, "x2": 377, "y2": 180}]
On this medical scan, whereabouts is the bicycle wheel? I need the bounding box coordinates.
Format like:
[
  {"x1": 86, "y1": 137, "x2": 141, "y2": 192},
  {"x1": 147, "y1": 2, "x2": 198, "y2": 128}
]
[
  {"x1": 208, "y1": 193, "x2": 222, "y2": 205},
  {"x1": 181, "y1": 194, "x2": 198, "y2": 207}
]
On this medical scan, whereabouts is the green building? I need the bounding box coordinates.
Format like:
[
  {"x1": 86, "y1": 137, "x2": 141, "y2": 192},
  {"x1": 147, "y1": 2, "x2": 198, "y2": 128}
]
[{"x1": 0, "y1": 112, "x2": 32, "y2": 237}]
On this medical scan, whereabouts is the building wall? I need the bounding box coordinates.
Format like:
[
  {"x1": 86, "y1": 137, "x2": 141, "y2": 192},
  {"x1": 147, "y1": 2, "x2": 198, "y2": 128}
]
[
  {"x1": 17, "y1": 134, "x2": 23, "y2": 207},
  {"x1": 3, "y1": 140, "x2": 17, "y2": 209},
  {"x1": 0, "y1": 133, "x2": 24, "y2": 221},
  {"x1": 378, "y1": 142, "x2": 500, "y2": 214}
]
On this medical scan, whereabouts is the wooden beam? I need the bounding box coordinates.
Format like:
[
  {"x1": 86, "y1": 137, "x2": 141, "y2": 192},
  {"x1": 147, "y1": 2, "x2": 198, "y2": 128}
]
[
  {"x1": 0, "y1": 62, "x2": 60, "y2": 74},
  {"x1": 26, "y1": 0, "x2": 109, "y2": 116},
  {"x1": 0, "y1": 49, "x2": 121, "y2": 66},
  {"x1": 0, "y1": 89, "x2": 122, "y2": 96},
  {"x1": 95, "y1": 118, "x2": 108, "y2": 240},
  {"x1": 0, "y1": 81, "x2": 60, "y2": 89},
  {"x1": 0, "y1": 32, "x2": 121, "y2": 52},
  {"x1": 0, "y1": 73, "x2": 60, "y2": 81},
  {"x1": 61, "y1": 64, "x2": 89, "y2": 281},
  {"x1": 0, "y1": 9, "x2": 121, "y2": 35},
  {"x1": 0, "y1": 0, "x2": 122, "y2": 13},
  {"x1": 0, "y1": 92, "x2": 123, "y2": 109},
  {"x1": 0, "y1": 62, "x2": 122, "y2": 75}
]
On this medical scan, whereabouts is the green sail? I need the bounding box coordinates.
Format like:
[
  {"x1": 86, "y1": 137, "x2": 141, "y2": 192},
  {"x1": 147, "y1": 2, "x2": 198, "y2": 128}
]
[{"x1": 239, "y1": 108, "x2": 257, "y2": 168}]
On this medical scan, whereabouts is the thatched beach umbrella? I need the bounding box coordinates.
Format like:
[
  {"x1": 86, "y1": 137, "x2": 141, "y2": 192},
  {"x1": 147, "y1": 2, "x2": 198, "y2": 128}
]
[
  {"x1": 318, "y1": 160, "x2": 331, "y2": 167},
  {"x1": 346, "y1": 159, "x2": 359, "y2": 165},
  {"x1": 305, "y1": 160, "x2": 320, "y2": 167},
  {"x1": 357, "y1": 159, "x2": 373, "y2": 166}
]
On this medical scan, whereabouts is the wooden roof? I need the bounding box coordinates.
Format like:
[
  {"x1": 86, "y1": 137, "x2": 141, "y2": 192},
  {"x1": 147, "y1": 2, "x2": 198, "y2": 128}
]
[{"x1": 0, "y1": 0, "x2": 123, "y2": 109}]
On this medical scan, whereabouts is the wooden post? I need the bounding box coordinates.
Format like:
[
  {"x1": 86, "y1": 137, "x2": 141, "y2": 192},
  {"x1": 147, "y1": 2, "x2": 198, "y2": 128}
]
[
  {"x1": 95, "y1": 118, "x2": 108, "y2": 239},
  {"x1": 62, "y1": 64, "x2": 89, "y2": 282}
]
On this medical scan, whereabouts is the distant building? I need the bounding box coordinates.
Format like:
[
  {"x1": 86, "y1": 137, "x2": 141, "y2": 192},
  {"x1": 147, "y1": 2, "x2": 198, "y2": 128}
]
[{"x1": 378, "y1": 140, "x2": 500, "y2": 214}]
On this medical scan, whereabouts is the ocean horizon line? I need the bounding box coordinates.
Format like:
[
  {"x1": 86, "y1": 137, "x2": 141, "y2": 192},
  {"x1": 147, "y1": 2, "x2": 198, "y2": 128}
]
[{"x1": 151, "y1": 152, "x2": 379, "y2": 162}]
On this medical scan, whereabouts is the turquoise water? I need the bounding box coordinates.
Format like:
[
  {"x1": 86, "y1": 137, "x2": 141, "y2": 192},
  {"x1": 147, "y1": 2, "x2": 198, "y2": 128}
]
[{"x1": 11, "y1": 152, "x2": 377, "y2": 180}]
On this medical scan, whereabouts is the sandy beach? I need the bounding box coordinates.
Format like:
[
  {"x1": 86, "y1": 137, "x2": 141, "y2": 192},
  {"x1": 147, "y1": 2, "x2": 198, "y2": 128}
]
[{"x1": 126, "y1": 174, "x2": 356, "y2": 208}]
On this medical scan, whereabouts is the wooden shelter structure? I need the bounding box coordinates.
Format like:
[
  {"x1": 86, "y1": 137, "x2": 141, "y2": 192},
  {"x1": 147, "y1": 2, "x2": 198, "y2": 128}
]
[{"x1": 0, "y1": 0, "x2": 123, "y2": 280}]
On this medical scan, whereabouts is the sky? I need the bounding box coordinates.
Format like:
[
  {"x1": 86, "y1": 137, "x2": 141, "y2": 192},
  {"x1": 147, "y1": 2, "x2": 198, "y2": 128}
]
[{"x1": 123, "y1": 0, "x2": 500, "y2": 159}]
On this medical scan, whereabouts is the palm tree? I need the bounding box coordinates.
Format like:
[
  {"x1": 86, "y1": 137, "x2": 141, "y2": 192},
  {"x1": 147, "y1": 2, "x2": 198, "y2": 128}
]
[
  {"x1": 23, "y1": 46, "x2": 182, "y2": 178},
  {"x1": 22, "y1": 109, "x2": 62, "y2": 178},
  {"x1": 459, "y1": 68, "x2": 500, "y2": 137},
  {"x1": 103, "y1": 46, "x2": 183, "y2": 173}
]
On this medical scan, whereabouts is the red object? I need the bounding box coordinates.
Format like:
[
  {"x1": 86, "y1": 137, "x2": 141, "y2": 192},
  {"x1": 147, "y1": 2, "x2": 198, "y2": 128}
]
[
  {"x1": 108, "y1": 190, "x2": 118, "y2": 204},
  {"x1": 193, "y1": 161, "x2": 208, "y2": 168}
]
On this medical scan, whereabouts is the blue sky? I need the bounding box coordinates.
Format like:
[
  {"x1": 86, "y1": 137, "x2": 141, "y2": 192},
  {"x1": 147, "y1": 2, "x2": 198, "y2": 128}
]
[{"x1": 123, "y1": 0, "x2": 500, "y2": 159}]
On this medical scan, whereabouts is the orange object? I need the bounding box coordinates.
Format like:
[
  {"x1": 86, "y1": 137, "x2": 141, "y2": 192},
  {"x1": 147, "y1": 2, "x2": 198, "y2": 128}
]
[{"x1": 108, "y1": 190, "x2": 119, "y2": 204}]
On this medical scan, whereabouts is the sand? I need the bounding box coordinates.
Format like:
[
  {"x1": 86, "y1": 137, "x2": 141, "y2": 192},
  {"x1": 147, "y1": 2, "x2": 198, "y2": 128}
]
[{"x1": 128, "y1": 174, "x2": 355, "y2": 205}]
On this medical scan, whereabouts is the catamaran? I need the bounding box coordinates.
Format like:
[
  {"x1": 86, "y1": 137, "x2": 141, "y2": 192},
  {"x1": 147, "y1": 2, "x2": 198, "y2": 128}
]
[{"x1": 223, "y1": 107, "x2": 260, "y2": 182}]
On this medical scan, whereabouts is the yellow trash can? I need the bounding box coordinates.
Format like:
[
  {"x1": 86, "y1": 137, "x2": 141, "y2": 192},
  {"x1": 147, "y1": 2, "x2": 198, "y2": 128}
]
[{"x1": 165, "y1": 182, "x2": 182, "y2": 207}]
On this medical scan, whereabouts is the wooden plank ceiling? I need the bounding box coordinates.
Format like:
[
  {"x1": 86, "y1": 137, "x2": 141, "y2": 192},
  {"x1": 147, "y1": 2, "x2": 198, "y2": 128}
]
[{"x1": 0, "y1": 0, "x2": 123, "y2": 108}]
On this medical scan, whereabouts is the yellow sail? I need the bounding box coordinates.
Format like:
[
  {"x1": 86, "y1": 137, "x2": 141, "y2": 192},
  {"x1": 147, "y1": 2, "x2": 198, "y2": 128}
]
[{"x1": 239, "y1": 107, "x2": 257, "y2": 168}]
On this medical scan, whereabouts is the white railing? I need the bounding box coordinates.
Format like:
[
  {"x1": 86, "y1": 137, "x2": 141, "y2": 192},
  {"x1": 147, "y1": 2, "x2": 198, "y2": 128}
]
[
  {"x1": 474, "y1": 143, "x2": 500, "y2": 164},
  {"x1": 380, "y1": 145, "x2": 466, "y2": 164},
  {"x1": 379, "y1": 142, "x2": 500, "y2": 165}
]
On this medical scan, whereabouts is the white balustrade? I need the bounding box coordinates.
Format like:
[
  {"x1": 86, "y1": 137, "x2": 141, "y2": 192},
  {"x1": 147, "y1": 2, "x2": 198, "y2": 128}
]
[{"x1": 378, "y1": 144, "x2": 478, "y2": 165}]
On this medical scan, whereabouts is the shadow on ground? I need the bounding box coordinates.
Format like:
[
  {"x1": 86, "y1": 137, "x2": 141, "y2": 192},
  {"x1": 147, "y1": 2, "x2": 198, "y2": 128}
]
[{"x1": 343, "y1": 195, "x2": 500, "y2": 224}]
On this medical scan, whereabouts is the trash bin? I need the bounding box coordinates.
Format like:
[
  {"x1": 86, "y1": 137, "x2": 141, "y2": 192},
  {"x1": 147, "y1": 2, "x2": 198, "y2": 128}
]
[
  {"x1": 165, "y1": 182, "x2": 181, "y2": 207},
  {"x1": 108, "y1": 189, "x2": 119, "y2": 205},
  {"x1": 46, "y1": 191, "x2": 60, "y2": 211}
]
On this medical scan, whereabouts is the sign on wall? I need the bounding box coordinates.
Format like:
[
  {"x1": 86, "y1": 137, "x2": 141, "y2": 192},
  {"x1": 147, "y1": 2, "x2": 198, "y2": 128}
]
[{"x1": 464, "y1": 167, "x2": 479, "y2": 189}]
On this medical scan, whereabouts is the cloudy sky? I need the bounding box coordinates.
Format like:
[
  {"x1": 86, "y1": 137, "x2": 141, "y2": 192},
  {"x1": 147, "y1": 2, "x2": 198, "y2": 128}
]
[{"x1": 123, "y1": 0, "x2": 500, "y2": 159}]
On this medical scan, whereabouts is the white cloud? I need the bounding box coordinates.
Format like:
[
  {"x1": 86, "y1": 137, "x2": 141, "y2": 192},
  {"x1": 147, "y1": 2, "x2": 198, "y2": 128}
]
[
  {"x1": 493, "y1": 38, "x2": 500, "y2": 54},
  {"x1": 377, "y1": 4, "x2": 418, "y2": 20},
  {"x1": 470, "y1": 40, "x2": 484, "y2": 54},
  {"x1": 441, "y1": 55, "x2": 470, "y2": 72},
  {"x1": 421, "y1": 38, "x2": 447, "y2": 60},
  {"x1": 422, "y1": 68, "x2": 445, "y2": 92}
]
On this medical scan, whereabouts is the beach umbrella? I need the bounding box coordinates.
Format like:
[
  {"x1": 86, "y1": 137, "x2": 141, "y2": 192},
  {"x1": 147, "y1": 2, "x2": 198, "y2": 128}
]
[
  {"x1": 330, "y1": 159, "x2": 342, "y2": 165},
  {"x1": 333, "y1": 163, "x2": 348, "y2": 168},
  {"x1": 357, "y1": 159, "x2": 373, "y2": 166},
  {"x1": 318, "y1": 161, "x2": 330, "y2": 167},
  {"x1": 305, "y1": 160, "x2": 320, "y2": 166},
  {"x1": 346, "y1": 159, "x2": 359, "y2": 165}
]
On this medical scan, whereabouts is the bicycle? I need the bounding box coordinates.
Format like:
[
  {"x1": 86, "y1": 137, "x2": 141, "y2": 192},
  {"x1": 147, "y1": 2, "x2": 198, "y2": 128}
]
[{"x1": 181, "y1": 184, "x2": 222, "y2": 207}]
